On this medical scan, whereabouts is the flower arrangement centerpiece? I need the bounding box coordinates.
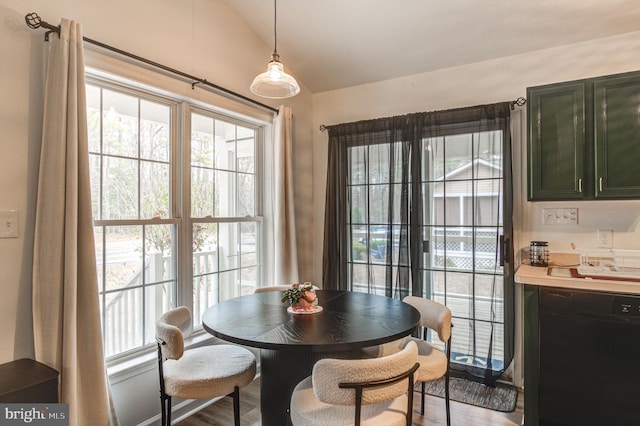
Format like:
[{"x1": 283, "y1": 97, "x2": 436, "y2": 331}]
[{"x1": 281, "y1": 282, "x2": 318, "y2": 312}]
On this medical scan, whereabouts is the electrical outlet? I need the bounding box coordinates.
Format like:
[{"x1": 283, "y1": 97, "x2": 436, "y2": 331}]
[
  {"x1": 0, "y1": 210, "x2": 19, "y2": 238},
  {"x1": 597, "y1": 229, "x2": 613, "y2": 248},
  {"x1": 542, "y1": 208, "x2": 578, "y2": 225}
]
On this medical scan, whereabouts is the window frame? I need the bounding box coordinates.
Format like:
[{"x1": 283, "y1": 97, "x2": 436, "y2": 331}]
[{"x1": 86, "y1": 71, "x2": 266, "y2": 365}]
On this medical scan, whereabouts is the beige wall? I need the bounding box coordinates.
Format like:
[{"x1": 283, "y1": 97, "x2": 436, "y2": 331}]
[
  {"x1": 311, "y1": 30, "x2": 640, "y2": 282},
  {"x1": 3, "y1": 0, "x2": 640, "y2": 420},
  {"x1": 0, "y1": 0, "x2": 314, "y2": 364},
  {"x1": 311, "y1": 31, "x2": 640, "y2": 387}
]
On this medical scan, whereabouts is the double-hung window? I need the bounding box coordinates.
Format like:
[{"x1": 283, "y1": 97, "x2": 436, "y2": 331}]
[{"x1": 87, "y1": 75, "x2": 263, "y2": 360}]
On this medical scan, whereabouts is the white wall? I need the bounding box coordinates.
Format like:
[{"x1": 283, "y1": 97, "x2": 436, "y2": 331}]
[
  {"x1": 0, "y1": 0, "x2": 313, "y2": 424},
  {"x1": 311, "y1": 31, "x2": 640, "y2": 387}
]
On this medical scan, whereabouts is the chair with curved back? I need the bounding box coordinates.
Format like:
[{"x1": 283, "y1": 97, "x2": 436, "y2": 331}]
[
  {"x1": 290, "y1": 340, "x2": 420, "y2": 426},
  {"x1": 362, "y1": 296, "x2": 452, "y2": 426},
  {"x1": 156, "y1": 306, "x2": 257, "y2": 426}
]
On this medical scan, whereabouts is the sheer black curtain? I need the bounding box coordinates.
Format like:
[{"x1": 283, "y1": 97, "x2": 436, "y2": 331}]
[
  {"x1": 323, "y1": 115, "x2": 424, "y2": 298},
  {"x1": 323, "y1": 102, "x2": 514, "y2": 385}
]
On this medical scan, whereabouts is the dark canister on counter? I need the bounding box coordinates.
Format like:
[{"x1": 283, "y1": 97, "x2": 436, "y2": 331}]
[{"x1": 529, "y1": 241, "x2": 549, "y2": 266}]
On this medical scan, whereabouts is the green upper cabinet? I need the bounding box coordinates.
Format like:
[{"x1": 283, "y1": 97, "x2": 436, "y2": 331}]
[
  {"x1": 528, "y1": 70, "x2": 640, "y2": 200},
  {"x1": 527, "y1": 82, "x2": 586, "y2": 200},
  {"x1": 594, "y1": 74, "x2": 640, "y2": 198}
]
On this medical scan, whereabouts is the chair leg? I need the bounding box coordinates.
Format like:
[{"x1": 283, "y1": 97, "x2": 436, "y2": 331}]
[
  {"x1": 160, "y1": 395, "x2": 172, "y2": 426},
  {"x1": 420, "y1": 382, "x2": 425, "y2": 415},
  {"x1": 444, "y1": 373, "x2": 451, "y2": 426},
  {"x1": 160, "y1": 395, "x2": 166, "y2": 426},
  {"x1": 231, "y1": 386, "x2": 240, "y2": 426}
]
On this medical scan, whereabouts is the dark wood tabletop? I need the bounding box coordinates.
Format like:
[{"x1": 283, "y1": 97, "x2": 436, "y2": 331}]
[
  {"x1": 201, "y1": 289, "x2": 420, "y2": 425},
  {"x1": 202, "y1": 289, "x2": 421, "y2": 352}
]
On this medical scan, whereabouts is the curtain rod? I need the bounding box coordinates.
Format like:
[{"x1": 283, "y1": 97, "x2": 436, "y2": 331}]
[
  {"x1": 318, "y1": 97, "x2": 528, "y2": 132},
  {"x1": 24, "y1": 12, "x2": 279, "y2": 115}
]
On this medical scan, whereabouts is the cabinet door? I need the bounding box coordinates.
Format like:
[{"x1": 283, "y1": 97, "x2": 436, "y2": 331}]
[
  {"x1": 527, "y1": 83, "x2": 586, "y2": 200},
  {"x1": 594, "y1": 73, "x2": 640, "y2": 198}
]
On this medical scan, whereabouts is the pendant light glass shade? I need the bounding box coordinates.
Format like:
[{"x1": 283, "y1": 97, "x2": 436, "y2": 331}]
[
  {"x1": 250, "y1": 0, "x2": 300, "y2": 99},
  {"x1": 250, "y1": 53, "x2": 300, "y2": 98}
]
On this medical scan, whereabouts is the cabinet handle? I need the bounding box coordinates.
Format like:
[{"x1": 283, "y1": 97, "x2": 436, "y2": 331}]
[
  {"x1": 599, "y1": 177, "x2": 603, "y2": 192},
  {"x1": 578, "y1": 178, "x2": 582, "y2": 193}
]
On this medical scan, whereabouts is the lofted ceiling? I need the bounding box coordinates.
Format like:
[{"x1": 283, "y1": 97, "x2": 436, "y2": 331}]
[{"x1": 223, "y1": 0, "x2": 640, "y2": 93}]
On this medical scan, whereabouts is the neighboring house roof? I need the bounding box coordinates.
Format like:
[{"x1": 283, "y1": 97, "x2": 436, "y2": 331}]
[{"x1": 432, "y1": 158, "x2": 502, "y2": 196}]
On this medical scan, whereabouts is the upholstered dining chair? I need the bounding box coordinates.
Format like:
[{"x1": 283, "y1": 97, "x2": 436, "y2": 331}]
[
  {"x1": 290, "y1": 340, "x2": 420, "y2": 426},
  {"x1": 155, "y1": 306, "x2": 256, "y2": 426},
  {"x1": 362, "y1": 296, "x2": 452, "y2": 426}
]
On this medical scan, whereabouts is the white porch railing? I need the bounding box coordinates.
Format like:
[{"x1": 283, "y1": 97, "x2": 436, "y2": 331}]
[{"x1": 103, "y1": 250, "x2": 218, "y2": 357}]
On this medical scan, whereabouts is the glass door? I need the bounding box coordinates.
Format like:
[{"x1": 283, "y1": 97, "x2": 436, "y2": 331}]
[{"x1": 422, "y1": 129, "x2": 507, "y2": 378}]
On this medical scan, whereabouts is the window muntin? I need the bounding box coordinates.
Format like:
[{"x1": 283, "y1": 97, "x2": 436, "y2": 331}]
[{"x1": 87, "y1": 77, "x2": 263, "y2": 360}]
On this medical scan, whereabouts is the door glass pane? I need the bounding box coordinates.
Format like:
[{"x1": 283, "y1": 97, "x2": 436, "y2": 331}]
[{"x1": 421, "y1": 129, "x2": 505, "y2": 374}]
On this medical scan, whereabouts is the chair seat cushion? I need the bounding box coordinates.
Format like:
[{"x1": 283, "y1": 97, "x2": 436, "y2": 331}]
[
  {"x1": 290, "y1": 376, "x2": 409, "y2": 426},
  {"x1": 361, "y1": 336, "x2": 447, "y2": 382},
  {"x1": 163, "y1": 344, "x2": 256, "y2": 400}
]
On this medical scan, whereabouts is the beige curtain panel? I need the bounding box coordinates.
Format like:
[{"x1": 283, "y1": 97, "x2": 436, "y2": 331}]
[
  {"x1": 32, "y1": 19, "x2": 118, "y2": 426},
  {"x1": 273, "y1": 106, "x2": 299, "y2": 284}
]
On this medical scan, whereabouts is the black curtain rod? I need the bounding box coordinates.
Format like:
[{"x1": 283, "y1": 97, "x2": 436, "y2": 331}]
[
  {"x1": 319, "y1": 97, "x2": 527, "y2": 131},
  {"x1": 24, "y1": 12, "x2": 279, "y2": 114}
]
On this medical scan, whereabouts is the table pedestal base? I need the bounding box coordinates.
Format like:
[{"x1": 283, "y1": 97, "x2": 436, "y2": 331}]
[{"x1": 260, "y1": 348, "x2": 359, "y2": 426}]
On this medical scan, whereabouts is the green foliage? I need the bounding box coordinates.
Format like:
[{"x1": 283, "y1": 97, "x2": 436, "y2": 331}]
[
  {"x1": 351, "y1": 207, "x2": 363, "y2": 224},
  {"x1": 281, "y1": 283, "x2": 314, "y2": 306},
  {"x1": 352, "y1": 241, "x2": 367, "y2": 260}
]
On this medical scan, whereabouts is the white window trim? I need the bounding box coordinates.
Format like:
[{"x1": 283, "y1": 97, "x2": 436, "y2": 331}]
[{"x1": 85, "y1": 51, "x2": 273, "y2": 373}]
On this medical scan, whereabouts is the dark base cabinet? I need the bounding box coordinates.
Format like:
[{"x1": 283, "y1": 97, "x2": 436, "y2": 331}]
[
  {"x1": 0, "y1": 358, "x2": 59, "y2": 403},
  {"x1": 524, "y1": 285, "x2": 640, "y2": 426}
]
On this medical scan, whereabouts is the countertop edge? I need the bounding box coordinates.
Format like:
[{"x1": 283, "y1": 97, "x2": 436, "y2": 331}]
[{"x1": 515, "y1": 264, "x2": 640, "y2": 295}]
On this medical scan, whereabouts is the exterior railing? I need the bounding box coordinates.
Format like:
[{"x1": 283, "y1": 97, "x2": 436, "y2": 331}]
[{"x1": 103, "y1": 250, "x2": 218, "y2": 357}]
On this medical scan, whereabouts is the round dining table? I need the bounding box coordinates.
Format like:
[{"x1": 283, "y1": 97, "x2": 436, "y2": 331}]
[{"x1": 201, "y1": 289, "x2": 421, "y2": 426}]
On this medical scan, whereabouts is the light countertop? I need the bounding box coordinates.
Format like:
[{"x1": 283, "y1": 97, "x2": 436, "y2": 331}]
[{"x1": 515, "y1": 262, "x2": 640, "y2": 295}]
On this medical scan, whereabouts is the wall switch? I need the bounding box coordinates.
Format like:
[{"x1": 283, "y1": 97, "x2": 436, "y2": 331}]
[
  {"x1": 0, "y1": 210, "x2": 19, "y2": 238},
  {"x1": 597, "y1": 229, "x2": 613, "y2": 248},
  {"x1": 542, "y1": 208, "x2": 578, "y2": 225}
]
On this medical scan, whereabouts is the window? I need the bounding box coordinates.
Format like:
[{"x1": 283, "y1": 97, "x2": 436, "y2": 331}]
[{"x1": 87, "y1": 76, "x2": 263, "y2": 359}]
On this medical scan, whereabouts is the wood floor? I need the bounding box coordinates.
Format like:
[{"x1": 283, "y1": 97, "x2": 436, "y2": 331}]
[{"x1": 176, "y1": 376, "x2": 524, "y2": 426}]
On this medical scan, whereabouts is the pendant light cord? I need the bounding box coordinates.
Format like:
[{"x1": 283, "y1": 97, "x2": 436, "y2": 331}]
[{"x1": 273, "y1": 0, "x2": 278, "y2": 55}]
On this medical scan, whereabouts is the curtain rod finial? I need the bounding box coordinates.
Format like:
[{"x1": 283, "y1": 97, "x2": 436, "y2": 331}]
[
  {"x1": 511, "y1": 97, "x2": 527, "y2": 110},
  {"x1": 25, "y1": 12, "x2": 42, "y2": 29}
]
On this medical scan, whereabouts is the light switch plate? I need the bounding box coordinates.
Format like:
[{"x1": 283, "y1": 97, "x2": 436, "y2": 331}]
[
  {"x1": 542, "y1": 208, "x2": 578, "y2": 225},
  {"x1": 0, "y1": 210, "x2": 19, "y2": 238}
]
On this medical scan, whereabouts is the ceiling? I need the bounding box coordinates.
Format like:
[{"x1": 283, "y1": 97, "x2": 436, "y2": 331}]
[{"x1": 223, "y1": 0, "x2": 640, "y2": 93}]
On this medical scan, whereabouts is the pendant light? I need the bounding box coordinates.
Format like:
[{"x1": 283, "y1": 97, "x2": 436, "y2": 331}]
[{"x1": 250, "y1": 0, "x2": 300, "y2": 99}]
